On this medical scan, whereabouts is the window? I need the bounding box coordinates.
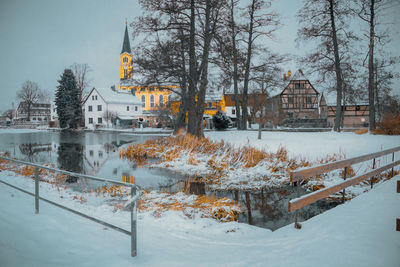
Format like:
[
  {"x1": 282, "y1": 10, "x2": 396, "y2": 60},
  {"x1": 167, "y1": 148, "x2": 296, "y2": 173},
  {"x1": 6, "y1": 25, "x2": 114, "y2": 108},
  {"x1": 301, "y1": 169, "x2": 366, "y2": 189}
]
[
  {"x1": 123, "y1": 57, "x2": 128, "y2": 63},
  {"x1": 159, "y1": 95, "x2": 164, "y2": 107},
  {"x1": 294, "y1": 82, "x2": 304, "y2": 89},
  {"x1": 98, "y1": 151, "x2": 103, "y2": 158},
  {"x1": 89, "y1": 150, "x2": 94, "y2": 157},
  {"x1": 288, "y1": 96, "x2": 294, "y2": 104},
  {"x1": 88, "y1": 106, "x2": 92, "y2": 112},
  {"x1": 92, "y1": 95, "x2": 94, "y2": 100},
  {"x1": 97, "y1": 105, "x2": 102, "y2": 111},
  {"x1": 150, "y1": 95, "x2": 155, "y2": 107},
  {"x1": 124, "y1": 69, "x2": 128, "y2": 78},
  {"x1": 208, "y1": 103, "x2": 212, "y2": 108},
  {"x1": 98, "y1": 117, "x2": 102, "y2": 124},
  {"x1": 95, "y1": 96, "x2": 98, "y2": 100},
  {"x1": 232, "y1": 109, "x2": 235, "y2": 115},
  {"x1": 356, "y1": 105, "x2": 360, "y2": 111},
  {"x1": 135, "y1": 106, "x2": 138, "y2": 112},
  {"x1": 127, "y1": 106, "x2": 130, "y2": 111},
  {"x1": 89, "y1": 118, "x2": 93, "y2": 124},
  {"x1": 306, "y1": 96, "x2": 312, "y2": 104},
  {"x1": 141, "y1": 95, "x2": 146, "y2": 107}
]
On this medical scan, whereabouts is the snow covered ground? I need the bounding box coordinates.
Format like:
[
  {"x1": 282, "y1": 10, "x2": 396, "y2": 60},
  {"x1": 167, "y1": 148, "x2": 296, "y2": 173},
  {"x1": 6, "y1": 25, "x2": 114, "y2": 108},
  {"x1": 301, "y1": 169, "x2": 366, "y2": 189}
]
[
  {"x1": 205, "y1": 130, "x2": 400, "y2": 160},
  {"x1": 1, "y1": 172, "x2": 399, "y2": 266},
  {"x1": 1, "y1": 129, "x2": 399, "y2": 266}
]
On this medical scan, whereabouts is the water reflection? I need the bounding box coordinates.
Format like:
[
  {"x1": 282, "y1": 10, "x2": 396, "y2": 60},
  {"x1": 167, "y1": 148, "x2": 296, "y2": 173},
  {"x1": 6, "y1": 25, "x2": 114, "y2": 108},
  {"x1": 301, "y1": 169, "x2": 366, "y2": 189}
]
[
  {"x1": 214, "y1": 186, "x2": 338, "y2": 231},
  {"x1": 57, "y1": 131, "x2": 85, "y2": 182}
]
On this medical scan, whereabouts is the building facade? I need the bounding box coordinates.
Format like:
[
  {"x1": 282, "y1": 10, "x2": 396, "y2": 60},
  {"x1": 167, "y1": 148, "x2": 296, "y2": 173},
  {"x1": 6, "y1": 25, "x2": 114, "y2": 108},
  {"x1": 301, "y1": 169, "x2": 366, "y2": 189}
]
[
  {"x1": 83, "y1": 87, "x2": 142, "y2": 129},
  {"x1": 16, "y1": 102, "x2": 51, "y2": 122}
]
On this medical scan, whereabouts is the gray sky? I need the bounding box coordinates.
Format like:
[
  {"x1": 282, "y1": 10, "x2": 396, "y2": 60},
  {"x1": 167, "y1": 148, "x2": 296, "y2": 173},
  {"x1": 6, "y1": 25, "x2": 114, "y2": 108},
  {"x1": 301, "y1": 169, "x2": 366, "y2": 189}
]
[{"x1": 0, "y1": 0, "x2": 399, "y2": 112}]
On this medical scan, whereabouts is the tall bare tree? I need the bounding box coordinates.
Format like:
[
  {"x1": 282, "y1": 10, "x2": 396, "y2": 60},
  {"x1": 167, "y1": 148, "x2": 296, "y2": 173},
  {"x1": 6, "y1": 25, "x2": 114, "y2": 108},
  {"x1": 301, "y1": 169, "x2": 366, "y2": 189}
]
[
  {"x1": 133, "y1": 0, "x2": 225, "y2": 137},
  {"x1": 354, "y1": 0, "x2": 398, "y2": 130},
  {"x1": 240, "y1": 0, "x2": 279, "y2": 130},
  {"x1": 17, "y1": 80, "x2": 42, "y2": 121},
  {"x1": 298, "y1": 0, "x2": 356, "y2": 132}
]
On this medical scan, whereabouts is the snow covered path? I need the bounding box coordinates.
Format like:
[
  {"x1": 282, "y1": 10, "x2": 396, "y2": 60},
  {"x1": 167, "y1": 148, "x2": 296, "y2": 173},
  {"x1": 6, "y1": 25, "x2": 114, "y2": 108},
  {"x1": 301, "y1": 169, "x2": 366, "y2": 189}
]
[{"x1": 1, "y1": 175, "x2": 399, "y2": 267}]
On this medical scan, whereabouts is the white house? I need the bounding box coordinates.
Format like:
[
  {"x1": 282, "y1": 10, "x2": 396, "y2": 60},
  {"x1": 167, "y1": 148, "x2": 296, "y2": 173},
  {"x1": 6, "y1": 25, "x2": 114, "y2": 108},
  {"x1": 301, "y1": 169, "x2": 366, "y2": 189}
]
[{"x1": 83, "y1": 87, "x2": 142, "y2": 129}]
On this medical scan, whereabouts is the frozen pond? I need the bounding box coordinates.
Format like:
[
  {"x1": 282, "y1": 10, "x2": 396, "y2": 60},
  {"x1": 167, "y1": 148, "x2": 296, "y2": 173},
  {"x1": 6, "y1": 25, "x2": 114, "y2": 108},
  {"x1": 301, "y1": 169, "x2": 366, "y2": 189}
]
[
  {"x1": 0, "y1": 130, "x2": 337, "y2": 230},
  {"x1": 0, "y1": 130, "x2": 187, "y2": 191}
]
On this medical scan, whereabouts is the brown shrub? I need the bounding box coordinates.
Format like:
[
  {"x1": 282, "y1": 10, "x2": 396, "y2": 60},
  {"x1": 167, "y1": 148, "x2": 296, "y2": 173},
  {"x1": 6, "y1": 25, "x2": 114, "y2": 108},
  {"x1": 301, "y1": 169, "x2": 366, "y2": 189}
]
[{"x1": 373, "y1": 112, "x2": 400, "y2": 135}]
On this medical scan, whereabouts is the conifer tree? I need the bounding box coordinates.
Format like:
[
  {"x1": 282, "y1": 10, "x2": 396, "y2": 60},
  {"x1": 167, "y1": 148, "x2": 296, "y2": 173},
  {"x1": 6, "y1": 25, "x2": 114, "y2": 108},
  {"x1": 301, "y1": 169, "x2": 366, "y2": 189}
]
[{"x1": 55, "y1": 69, "x2": 82, "y2": 129}]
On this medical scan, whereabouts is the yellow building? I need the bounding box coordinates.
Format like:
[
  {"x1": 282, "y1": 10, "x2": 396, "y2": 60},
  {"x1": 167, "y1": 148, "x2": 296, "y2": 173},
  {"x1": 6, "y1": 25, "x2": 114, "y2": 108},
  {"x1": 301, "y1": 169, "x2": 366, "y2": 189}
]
[
  {"x1": 117, "y1": 24, "x2": 225, "y2": 123},
  {"x1": 117, "y1": 24, "x2": 175, "y2": 113},
  {"x1": 170, "y1": 89, "x2": 225, "y2": 118}
]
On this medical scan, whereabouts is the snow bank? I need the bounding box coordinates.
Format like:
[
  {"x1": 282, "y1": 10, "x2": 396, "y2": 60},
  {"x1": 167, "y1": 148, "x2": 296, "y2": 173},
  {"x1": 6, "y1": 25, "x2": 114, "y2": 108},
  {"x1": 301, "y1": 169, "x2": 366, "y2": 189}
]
[{"x1": 1, "y1": 172, "x2": 399, "y2": 266}]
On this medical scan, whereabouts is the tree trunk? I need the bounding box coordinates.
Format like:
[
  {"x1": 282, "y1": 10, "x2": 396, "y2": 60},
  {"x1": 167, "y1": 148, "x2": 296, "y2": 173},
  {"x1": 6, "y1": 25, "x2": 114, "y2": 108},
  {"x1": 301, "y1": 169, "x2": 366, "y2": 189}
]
[
  {"x1": 230, "y1": 0, "x2": 241, "y2": 130},
  {"x1": 241, "y1": 0, "x2": 256, "y2": 131},
  {"x1": 187, "y1": 0, "x2": 198, "y2": 136},
  {"x1": 258, "y1": 108, "x2": 263, "y2": 140},
  {"x1": 329, "y1": 0, "x2": 344, "y2": 132},
  {"x1": 368, "y1": 0, "x2": 376, "y2": 130}
]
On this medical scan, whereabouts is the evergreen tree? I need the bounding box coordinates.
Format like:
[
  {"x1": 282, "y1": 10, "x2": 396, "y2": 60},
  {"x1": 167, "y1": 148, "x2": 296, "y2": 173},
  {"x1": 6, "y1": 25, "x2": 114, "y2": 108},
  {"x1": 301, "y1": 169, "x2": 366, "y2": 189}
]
[
  {"x1": 212, "y1": 111, "x2": 231, "y2": 130},
  {"x1": 55, "y1": 69, "x2": 82, "y2": 129}
]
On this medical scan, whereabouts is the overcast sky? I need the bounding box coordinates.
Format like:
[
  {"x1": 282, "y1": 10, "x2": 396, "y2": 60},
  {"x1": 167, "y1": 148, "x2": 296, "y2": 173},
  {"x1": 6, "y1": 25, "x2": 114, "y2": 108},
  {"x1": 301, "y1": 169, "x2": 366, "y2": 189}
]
[{"x1": 0, "y1": 0, "x2": 399, "y2": 112}]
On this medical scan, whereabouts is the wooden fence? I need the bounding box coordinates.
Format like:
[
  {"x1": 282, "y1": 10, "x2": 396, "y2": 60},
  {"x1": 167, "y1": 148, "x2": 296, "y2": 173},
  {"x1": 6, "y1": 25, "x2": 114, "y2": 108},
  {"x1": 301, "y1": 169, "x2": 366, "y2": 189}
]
[{"x1": 288, "y1": 146, "x2": 400, "y2": 227}]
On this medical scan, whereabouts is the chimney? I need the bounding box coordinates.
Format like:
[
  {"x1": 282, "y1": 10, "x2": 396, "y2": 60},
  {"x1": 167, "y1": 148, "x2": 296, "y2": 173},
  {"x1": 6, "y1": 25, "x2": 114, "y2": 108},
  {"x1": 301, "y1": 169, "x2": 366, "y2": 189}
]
[{"x1": 288, "y1": 70, "x2": 292, "y2": 78}]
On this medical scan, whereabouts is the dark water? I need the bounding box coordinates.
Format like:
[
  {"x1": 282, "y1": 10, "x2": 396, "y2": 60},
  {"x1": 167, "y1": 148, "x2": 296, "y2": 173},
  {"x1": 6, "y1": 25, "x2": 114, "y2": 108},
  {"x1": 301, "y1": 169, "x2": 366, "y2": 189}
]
[{"x1": 0, "y1": 130, "x2": 338, "y2": 230}]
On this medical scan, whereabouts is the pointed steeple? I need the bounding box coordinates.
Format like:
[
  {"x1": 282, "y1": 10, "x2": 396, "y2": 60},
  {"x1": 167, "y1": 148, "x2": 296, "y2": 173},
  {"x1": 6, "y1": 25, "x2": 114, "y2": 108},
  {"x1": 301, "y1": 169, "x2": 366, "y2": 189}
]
[{"x1": 121, "y1": 23, "x2": 131, "y2": 54}]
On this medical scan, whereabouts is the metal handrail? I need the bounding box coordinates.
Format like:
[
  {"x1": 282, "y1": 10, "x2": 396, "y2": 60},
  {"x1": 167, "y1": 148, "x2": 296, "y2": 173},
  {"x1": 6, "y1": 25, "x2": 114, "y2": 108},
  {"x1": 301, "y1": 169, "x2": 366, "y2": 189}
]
[{"x1": 0, "y1": 155, "x2": 140, "y2": 257}]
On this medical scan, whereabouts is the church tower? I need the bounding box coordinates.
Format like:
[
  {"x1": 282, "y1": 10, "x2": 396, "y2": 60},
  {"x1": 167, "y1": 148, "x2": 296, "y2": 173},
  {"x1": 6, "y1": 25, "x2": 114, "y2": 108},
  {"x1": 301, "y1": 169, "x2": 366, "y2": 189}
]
[{"x1": 119, "y1": 23, "x2": 133, "y2": 82}]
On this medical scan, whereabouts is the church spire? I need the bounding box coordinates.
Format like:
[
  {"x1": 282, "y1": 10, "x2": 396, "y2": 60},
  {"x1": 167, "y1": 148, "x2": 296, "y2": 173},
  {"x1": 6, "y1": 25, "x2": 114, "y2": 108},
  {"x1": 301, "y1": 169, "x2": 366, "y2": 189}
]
[{"x1": 121, "y1": 23, "x2": 131, "y2": 54}]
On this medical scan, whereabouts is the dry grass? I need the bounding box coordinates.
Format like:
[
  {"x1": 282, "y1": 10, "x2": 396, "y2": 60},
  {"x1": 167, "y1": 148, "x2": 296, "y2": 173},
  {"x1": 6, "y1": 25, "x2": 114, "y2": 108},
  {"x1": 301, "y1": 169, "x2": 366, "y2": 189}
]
[
  {"x1": 138, "y1": 191, "x2": 241, "y2": 222},
  {"x1": 354, "y1": 128, "x2": 368, "y2": 135}
]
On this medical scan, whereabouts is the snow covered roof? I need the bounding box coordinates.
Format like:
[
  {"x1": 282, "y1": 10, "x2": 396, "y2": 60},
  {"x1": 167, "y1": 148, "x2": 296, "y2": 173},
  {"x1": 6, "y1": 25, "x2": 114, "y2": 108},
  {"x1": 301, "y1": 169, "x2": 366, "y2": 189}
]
[
  {"x1": 205, "y1": 89, "x2": 223, "y2": 102},
  {"x1": 289, "y1": 69, "x2": 308, "y2": 81},
  {"x1": 93, "y1": 87, "x2": 141, "y2": 105},
  {"x1": 116, "y1": 115, "x2": 137, "y2": 120}
]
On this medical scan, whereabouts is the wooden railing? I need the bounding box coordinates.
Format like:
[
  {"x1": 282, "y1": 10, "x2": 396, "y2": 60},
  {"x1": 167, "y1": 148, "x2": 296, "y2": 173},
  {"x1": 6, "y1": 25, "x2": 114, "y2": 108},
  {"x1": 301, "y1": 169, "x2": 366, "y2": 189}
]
[{"x1": 288, "y1": 146, "x2": 400, "y2": 227}]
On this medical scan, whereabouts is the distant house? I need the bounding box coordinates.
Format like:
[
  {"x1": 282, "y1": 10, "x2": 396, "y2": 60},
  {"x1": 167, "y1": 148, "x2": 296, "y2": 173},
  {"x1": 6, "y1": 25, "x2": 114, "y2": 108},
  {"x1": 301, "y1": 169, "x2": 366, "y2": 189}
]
[
  {"x1": 265, "y1": 70, "x2": 327, "y2": 127},
  {"x1": 327, "y1": 103, "x2": 369, "y2": 128},
  {"x1": 224, "y1": 93, "x2": 267, "y2": 124},
  {"x1": 83, "y1": 87, "x2": 142, "y2": 129},
  {"x1": 16, "y1": 102, "x2": 51, "y2": 122}
]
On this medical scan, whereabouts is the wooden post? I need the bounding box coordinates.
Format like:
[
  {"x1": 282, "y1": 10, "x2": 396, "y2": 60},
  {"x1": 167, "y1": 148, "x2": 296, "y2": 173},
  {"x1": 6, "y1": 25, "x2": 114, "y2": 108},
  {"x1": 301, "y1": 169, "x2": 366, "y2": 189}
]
[
  {"x1": 34, "y1": 167, "x2": 39, "y2": 214},
  {"x1": 392, "y1": 152, "x2": 395, "y2": 178},
  {"x1": 293, "y1": 181, "x2": 301, "y2": 229},
  {"x1": 342, "y1": 166, "x2": 347, "y2": 203},
  {"x1": 371, "y1": 158, "x2": 376, "y2": 189},
  {"x1": 131, "y1": 185, "x2": 137, "y2": 257},
  {"x1": 397, "y1": 181, "x2": 400, "y2": 232}
]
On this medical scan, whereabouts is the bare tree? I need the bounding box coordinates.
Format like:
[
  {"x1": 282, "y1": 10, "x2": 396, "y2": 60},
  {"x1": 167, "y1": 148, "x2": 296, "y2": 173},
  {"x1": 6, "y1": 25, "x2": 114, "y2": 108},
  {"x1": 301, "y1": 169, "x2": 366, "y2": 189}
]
[
  {"x1": 239, "y1": 0, "x2": 279, "y2": 130},
  {"x1": 71, "y1": 63, "x2": 91, "y2": 104},
  {"x1": 353, "y1": 0, "x2": 399, "y2": 130},
  {"x1": 250, "y1": 53, "x2": 285, "y2": 139},
  {"x1": 102, "y1": 110, "x2": 118, "y2": 128},
  {"x1": 133, "y1": 0, "x2": 225, "y2": 137},
  {"x1": 298, "y1": 0, "x2": 356, "y2": 132},
  {"x1": 17, "y1": 80, "x2": 42, "y2": 121}
]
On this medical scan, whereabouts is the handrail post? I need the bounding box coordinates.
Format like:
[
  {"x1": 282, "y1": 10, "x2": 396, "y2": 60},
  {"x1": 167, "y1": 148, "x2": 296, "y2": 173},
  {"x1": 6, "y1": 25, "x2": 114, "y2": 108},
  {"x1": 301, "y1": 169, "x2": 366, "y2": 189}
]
[
  {"x1": 371, "y1": 158, "x2": 376, "y2": 189},
  {"x1": 293, "y1": 181, "x2": 301, "y2": 229},
  {"x1": 131, "y1": 185, "x2": 137, "y2": 257},
  {"x1": 392, "y1": 152, "x2": 395, "y2": 178},
  {"x1": 342, "y1": 166, "x2": 347, "y2": 203},
  {"x1": 34, "y1": 167, "x2": 39, "y2": 214}
]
